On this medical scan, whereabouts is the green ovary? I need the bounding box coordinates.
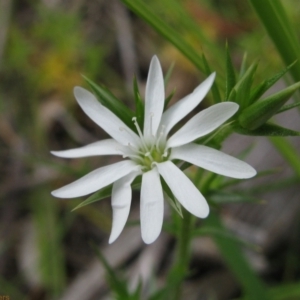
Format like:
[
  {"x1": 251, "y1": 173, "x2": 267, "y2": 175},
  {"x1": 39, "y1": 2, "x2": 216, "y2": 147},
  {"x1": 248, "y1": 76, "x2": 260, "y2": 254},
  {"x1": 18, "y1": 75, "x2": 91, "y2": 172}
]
[{"x1": 141, "y1": 148, "x2": 170, "y2": 171}]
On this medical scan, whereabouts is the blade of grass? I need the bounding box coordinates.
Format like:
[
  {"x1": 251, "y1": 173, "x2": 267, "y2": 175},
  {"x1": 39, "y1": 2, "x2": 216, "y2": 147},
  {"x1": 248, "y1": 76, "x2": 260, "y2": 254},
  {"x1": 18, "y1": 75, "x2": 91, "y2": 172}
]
[
  {"x1": 121, "y1": 0, "x2": 205, "y2": 72},
  {"x1": 249, "y1": 0, "x2": 300, "y2": 82}
]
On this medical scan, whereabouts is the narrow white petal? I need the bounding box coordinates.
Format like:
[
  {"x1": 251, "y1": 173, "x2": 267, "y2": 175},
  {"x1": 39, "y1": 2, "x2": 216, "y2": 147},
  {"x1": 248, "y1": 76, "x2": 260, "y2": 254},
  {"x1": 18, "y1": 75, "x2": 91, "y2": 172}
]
[
  {"x1": 156, "y1": 161, "x2": 209, "y2": 218},
  {"x1": 51, "y1": 160, "x2": 140, "y2": 198},
  {"x1": 109, "y1": 172, "x2": 139, "y2": 244},
  {"x1": 140, "y1": 168, "x2": 164, "y2": 244},
  {"x1": 144, "y1": 56, "x2": 165, "y2": 140},
  {"x1": 167, "y1": 102, "x2": 239, "y2": 148},
  {"x1": 74, "y1": 87, "x2": 140, "y2": 146},
  {"x1": 171, "y1": 143, "x2": 257, "y2": 179},
  {"x1": 161, "y1": 72, "x2": 215, "y2": 134},
  {"x1": 51, "y1": 139, "x2": 123, "y2": 158}
]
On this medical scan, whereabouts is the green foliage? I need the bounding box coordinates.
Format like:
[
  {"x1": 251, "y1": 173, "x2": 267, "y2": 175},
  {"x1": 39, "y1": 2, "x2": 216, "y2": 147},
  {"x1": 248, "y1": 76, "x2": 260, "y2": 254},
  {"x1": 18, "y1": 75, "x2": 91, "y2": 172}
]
[
  {"x1": 234, "y1": 123, "x2": 300, "y2": 137},
  {"x1": 133, "y1": 76, "x2": 145, "y2": 131},
  {"x1": 83, "y1": 76, "x2": 136, "y2": 131},
  {"x1": 225, "y1": 43, "x2": 236, "y2": 101},
  {"x1": 31, "y1": 192, "x2": 66, "y2": 297},
  {"x1": 249, "y1": 61, "x2": 297, "y2": 104},
  {"x1": 239, "y1": 82, "x2": 300, "y2": 130},
  {"x1": 90, "y1": 242, "x2": 141, "y2": 300},
  {"x1": 249, "y1": 0, "x2": 300, "y2": 82}
]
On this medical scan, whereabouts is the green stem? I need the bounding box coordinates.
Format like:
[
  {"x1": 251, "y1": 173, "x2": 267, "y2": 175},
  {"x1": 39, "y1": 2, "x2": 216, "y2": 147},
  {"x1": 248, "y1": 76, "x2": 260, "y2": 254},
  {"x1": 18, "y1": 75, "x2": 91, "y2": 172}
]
[{"x1": 173, "y1": 209, "x2": 195, "y2": 300}]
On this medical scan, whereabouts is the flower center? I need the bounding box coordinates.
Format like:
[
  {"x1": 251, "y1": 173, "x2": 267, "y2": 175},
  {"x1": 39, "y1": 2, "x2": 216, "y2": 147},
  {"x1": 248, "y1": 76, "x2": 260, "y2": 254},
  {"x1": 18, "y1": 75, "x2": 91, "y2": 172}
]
[{"x1": 124, "y1": 117, "x2": 170, "y2": 172}]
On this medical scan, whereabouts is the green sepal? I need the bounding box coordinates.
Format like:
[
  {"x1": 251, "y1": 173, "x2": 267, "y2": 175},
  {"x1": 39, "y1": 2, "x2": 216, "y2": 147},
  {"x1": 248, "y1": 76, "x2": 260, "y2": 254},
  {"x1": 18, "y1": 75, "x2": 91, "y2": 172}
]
[
  {"x1": 225, "y1": 42, "x2": 236, "y2": 101},
  {"x1": 234, "y1": 122, "x2": 300, "y2": 136},
  {"x1": 201, "y1": 52, "x2": 222, "y2": 103},
  {"x1": 133, "y1": 75, "x2": 144, "y2": 131},
  {"x1": 83, "y1": 75, "x2": 135, "y2": 131},
  {"x1": 249, "y1": 61, "x2": 297, "y2": 104},
  {"x1": 229, "y1": 62, "x2": 258, "y2": 109},
  {"x1": 239, "y1": 82, "x2": 300, "y2": 130}
]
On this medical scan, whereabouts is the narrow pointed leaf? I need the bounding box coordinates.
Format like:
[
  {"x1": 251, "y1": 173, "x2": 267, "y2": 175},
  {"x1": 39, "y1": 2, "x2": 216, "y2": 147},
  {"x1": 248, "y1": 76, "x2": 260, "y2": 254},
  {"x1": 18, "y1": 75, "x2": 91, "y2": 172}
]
[
  {"x1": 164, "y1": 88, "x2": 176, "y2": 110},
  {"x1": 225, "y1": 43, "x2": 236, "y2": 101},
  {"x1": 71, "y1": 185, "x2": 113, "y2": 211},
  {"x1": 234, "y1": 123, "x2": 300, "y2": 137},
  {"x1": 249, "y1": 61, "x2": 297, "y2": 104},
  {"x1": 277, "y1": 101, "x2": 300, "y2": 114},
  {"x1": 239, "y1": 52, "x2": 248, "y2": 79},
  {"x1": 201, "y1": 52, "x2": 221, "y2": 103},
  {"x1": 239, "y1": 82, "x2": 300, "y2": 130},
  {"x1": 133, "y1": 75, "x2": 144, "y2": 130},
  {"x1": 83, "y1": 75, "x2": 135, "y2": 131},
  {"x1": 230, "y1": 62, "x2": 258, "y2": 109},
  {"x1": 164, "y1": 61, "x2": 175, "y2": 87}
]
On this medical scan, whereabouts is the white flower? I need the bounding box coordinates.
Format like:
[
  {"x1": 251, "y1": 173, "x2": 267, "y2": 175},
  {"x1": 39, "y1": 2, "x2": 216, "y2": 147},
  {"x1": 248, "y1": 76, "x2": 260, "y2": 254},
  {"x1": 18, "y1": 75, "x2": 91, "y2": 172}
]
[{"x1": 51, "y1": 56, "x2": 256, "y2": 244}]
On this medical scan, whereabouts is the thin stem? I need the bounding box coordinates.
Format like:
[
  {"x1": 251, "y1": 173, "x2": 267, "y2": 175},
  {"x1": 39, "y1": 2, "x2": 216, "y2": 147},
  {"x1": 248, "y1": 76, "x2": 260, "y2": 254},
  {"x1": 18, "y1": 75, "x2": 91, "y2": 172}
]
[{"x1": 172, "y1": 209, "x2": 195, "y2": 300}]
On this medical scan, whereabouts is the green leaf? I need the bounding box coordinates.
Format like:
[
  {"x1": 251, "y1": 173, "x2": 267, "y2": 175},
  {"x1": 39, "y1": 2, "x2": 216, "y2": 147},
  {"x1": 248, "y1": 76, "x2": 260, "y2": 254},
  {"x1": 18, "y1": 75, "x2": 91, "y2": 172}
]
[
  {"x1": 249, "y1": 0, "x2": 300, "y2": 82},
  {"x1": 249, "y1": 61, "x2": 297, "y2": 104},
  {"x1": 268, "y1": 281, "x2": 300, "y2": 300},
  {"x1": 225, "y1": 42, "x2": 236, "y2": 101},
  {"x1": 71, "y1": 185, "x2": 113, "y2": 211},
  {"x1": 133, "y1": 75, "x2": 144, "y2": 131},
  {"x1": 164, "y1": 88, "x2": 176, "y2": 110},
  {"x1": 277, "y1": 101, "x2": 300, "y2": 114},
  {"x1": 239, "y1": 52, "x2": 248, "y2": 79},
  {"x1": 201, "y1": 52, "x2": 222, "y2": 103},
  {"x1": 90, "y1": 242, "x2": 131, "y2": 299},
  {"x1": 83, "y1": 75, "x2": 135, "y2": 131},
  {"x1": 239, "y1": 82, "x2": 300, "y2": 130},
  {"x1": 269, "y1": 137, "x2": 300, "y2": 178},
  {"x1": 164, "y1": 61, "x2": 175, "y2": 87},
  {"x1": 209, "y1": 190, "x2": 262, "y2": 204},
  {"x1": 230, "y1": 62, "x2": 258, "y2": 110},
  {"x1": 121, "y1": 0, "x2": 205, "y2": 72},
  {"x1": 234, "y1": 122, "x2": 300, "y2": 137}
]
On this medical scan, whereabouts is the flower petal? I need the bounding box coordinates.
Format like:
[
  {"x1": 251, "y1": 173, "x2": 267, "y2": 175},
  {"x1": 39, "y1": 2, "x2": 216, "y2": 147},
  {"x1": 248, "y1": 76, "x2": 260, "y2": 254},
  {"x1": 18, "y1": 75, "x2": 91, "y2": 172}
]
[
  {"x1": 74, "y1": 87, "x2": 140, "y2": 146},
  {"x1": 144, "y1": 56, "x2": 165, "y2": 140},
  {"x1": 167, "y1": 102, "x2": 239, "y2": 148},
  {"x1": 156, "y1": 161, "x2": 209, "y2": 218},
  {"x1": 51, "y1": 160, "x2": 140, "y2": 198},
  {"x1": 140, "y1": 167, "x2": 164, "y2": 244},
  {"x1": 51, "y1": 139, "x2": 123, "y2": 158},
  {"x1": 109, "y1": 172, "x2": 139, "y2": 244},
  {"x1": 161, "y1": 72, "x2": 215, "y2": 135},
  {"x1": 171, "y1": 143, "x2": 257, "y2": 179}
]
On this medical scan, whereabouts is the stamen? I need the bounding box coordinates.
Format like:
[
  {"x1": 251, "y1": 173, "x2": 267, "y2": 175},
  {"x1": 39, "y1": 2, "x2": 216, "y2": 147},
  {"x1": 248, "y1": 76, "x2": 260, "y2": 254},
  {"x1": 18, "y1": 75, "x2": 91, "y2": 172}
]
[
  {"x1": 132, "y1": 117, "x2": 148, "y2": 151},
  {"x1": 128, "y1": 143, "x2": 144, "y2": 155}
]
